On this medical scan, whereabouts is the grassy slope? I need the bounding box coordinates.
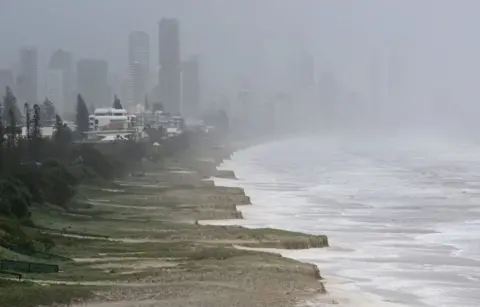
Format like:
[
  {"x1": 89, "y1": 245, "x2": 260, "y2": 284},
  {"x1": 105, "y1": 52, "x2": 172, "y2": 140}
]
[
  {"x1": 0, "y1": 143, "x2": 329, "y2": 307},
  {"x1": 0, "y1": 279, "x2": 93, "y2": 307}
]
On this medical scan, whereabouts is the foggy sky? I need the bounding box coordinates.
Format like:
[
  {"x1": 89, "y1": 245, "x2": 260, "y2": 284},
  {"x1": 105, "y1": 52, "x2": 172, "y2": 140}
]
[{"x1": 2, "y1": 0, "x2": 480, "y2": 128}]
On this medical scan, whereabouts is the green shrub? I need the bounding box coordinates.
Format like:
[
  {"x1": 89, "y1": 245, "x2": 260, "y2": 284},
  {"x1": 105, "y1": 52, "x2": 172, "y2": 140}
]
[
  {"x1": 0, "y1": 177, "x2": 32, "y2": 221},
  {"x1": 40, "y1": 160, "x2": 78, "y2": 208},
  {"x1": 72, "y1": 144, "x2": 115, "y2": 179},
  {"x1": 9, "y1": 164, "x2": 44, "y2": 204}
]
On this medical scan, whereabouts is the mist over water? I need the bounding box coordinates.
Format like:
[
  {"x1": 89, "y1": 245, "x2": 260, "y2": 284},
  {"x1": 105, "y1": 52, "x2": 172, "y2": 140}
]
[{"x1": 218, "y1": 134, "x2": 480, "y2": 307}]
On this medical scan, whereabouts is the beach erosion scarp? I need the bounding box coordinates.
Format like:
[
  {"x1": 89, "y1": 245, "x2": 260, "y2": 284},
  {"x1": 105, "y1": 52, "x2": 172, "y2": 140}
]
[
  {"x1": 202, "y1": 140, "x2": 411, "y2": 307},
  {"x1": 9, "y1": 136, "x2": 330, "y2": 307}
]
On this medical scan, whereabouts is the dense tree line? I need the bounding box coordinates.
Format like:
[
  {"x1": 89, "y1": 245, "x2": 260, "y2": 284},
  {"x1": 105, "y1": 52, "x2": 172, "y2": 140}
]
[
  {"x1": 0, "y1": 88, "x2": 150, "y2": 226},
  {"x1": 0, "y1": 87, "x2": 198, "y2": 252}
]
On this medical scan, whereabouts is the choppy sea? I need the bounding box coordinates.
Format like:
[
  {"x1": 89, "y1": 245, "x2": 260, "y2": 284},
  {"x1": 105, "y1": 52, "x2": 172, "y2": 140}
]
[{"x1": 214, "y1": 135, "x2": 480, "y2": 307}]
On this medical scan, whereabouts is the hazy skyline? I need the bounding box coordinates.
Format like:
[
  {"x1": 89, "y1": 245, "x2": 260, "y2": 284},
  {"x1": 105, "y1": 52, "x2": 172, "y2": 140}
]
[{"x1": 2, "y1": 0, "x2": 480, "y2": 129}]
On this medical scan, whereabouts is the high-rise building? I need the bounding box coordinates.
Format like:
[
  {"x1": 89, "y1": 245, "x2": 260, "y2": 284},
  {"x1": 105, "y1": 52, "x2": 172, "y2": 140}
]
[
  {"x1": 181, "y1": 55, "x2": 200, "y2": 119},
  {"x1": 124, "y1": 62, "x2": 145, "y2": 108},
  {"x1": 158, "y1": 18, "x2": 181, "y2": 114},
  {"x1": 129, "y1": 31, "x2": 150, "y2": 72},
  {"x1": 17, "y1": 47, "x2": 38, "y2": 104},
  {"x1": 49, "y1": 49, "x2": 74, "y2": 113},
  {"x1": 76, "y1": 59, "x2": 109, "y2": 108},
  {"x1": 0, "y1": 69, "x2": 15, "y2": 95},
  {"x1": 45, "y1": 69, "x2": 64, "y2": 113},
  {"x1": 126, "y1": 31, "x2": 150, "y2": 108},
  {"x1": 109, "y1": 72, "x2": 122, "y2": 100}
]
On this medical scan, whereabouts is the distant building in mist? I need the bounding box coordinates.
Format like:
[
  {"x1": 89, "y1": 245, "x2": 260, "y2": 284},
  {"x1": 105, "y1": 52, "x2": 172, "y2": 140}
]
[
  {"x1": 129, "y1": 31, "x2": 150, "y2": 72},
  {"x1": 299, "y1": 53, "x2": 315, "y2": 88},
  {"x1": 109, "y1": 72, "x2": 122, "y2": 100},
  {"x1": 126, "y1": 31, "x2": 150, "y2": 108},
  {"x1": 181, "y1": 55, "x2": 200, "y2": 119},
  {"x1": 120, "y1": 78, "x2": 129, "y2": 108},
  {"x1": 17, "y1": 47, "x2": 38, "y2": 104},
  {"x1": 287, "y1": 34, "x2": 315, "y2": 90},
  {"x1": 48, "y1": 49, "x2": 74, "y2": 113},
  {"x1": 124, "y1": 62, "x2": 145, "y2": 109},
  {"x1": 45, "y1": 70, "x2": 63, "y2": 113},
  {"x1": 0, "y1": 69, "x2": 15, "y2": 95},
  {"x1": 77, "y1": 59, "x2": 109, "y2": 108},
  {"x1": 158, "y1": 18, "x2": 181, "y2": 114}
]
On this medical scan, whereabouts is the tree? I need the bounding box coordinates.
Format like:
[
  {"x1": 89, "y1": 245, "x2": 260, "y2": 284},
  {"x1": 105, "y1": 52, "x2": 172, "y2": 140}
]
[
  {"x1": 31, "y1": 104, "x2": 41, "y2": 140},
  {"x1": 52, "y1": 114, "x2": 73, "y2": 159},
  {"x1": 0, "y1": 107, "x2": 4, "y2": 172},
  {"x1": 144, "y1": 125, "x2": 166, "y2": 143},
  {"x1": 42, "y1": 97, "x2": 55, "y2": 122},
  {"x1": 7, "y1": 108, "x2": 16, "y2": 150},
  {"x1": 73, "y1": 144, "x2": 114, "y2": 179},
  {"x1": 122, "y1": 139, "x2": 147, "y2": 162},
  {"x1": 40, "y1": 159, "x2": 78, "y2": 208},
  {"x1": 0, "y1": 177, "x2": 32, "y2": 221},
  {"x1": 113, "y1": 95, "x2": 123, "y2": 109},
  {"x1": 24, "y1": 103, "x2": 31, "y2": 140},
  {"x1": 76, "y1": 94, "x2": 90, "y2": 137},
  {"x1": 3, "y1": 86, "x2": 21, "y2": 126},
  {"x1": 11, "y1": 164, "x2": 44, "y2": 204},
  {"x1": 27, "y1": 104, "x2": 43, "y2": 161}
]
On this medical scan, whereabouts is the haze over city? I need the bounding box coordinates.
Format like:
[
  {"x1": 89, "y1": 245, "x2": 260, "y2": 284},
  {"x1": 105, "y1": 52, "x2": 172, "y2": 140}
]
[
  {"x1": 3, "y1": 2, "x2": 480, "y2": 307},
  {"x1": 2, "y1": 0, "x2": 480, "y2": 135}
]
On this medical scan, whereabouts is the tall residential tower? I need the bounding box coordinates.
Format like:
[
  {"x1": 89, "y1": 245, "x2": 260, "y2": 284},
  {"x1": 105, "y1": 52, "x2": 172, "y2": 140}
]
[
  {"x1": 129, "y1": 31, "x2": 150, "y2": 71},
  {"x1": 181, "y1": 55, "x2": 200, "y2": 119},
  {"x1": 126, "y1": 31, "x2": 150, "y2": 108},
  {"x1": 158, "y1": 18, "x2": 181, "y2": 114},
  {"x1": 17, "y1": 47, "x2": 38, "y2": 104},
  {"x1": 77, "y1": 59, "x2": 109, "y2": 108},
  {"x1": 48, "y1": 49, "x2": 74, "y2": 113},
  {"x1": 0, "y1": 70, "x2": 15, "y2": 95}
]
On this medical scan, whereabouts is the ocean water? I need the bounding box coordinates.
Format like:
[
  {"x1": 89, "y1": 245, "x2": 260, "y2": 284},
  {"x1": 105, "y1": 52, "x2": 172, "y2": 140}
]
[{"x1": 216, "y1": 135, "x2": 480, "y2": 307}]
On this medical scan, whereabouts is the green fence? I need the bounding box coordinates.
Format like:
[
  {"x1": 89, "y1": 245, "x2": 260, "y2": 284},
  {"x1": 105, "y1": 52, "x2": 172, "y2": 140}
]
[
  {"x1": 0, "y1": 239, "x2": 72, "y2": 262},
  {"x1": 0, "y1": 260, "x2": 59, "y2": 274},
  {"x1": 0, "y1": 269, "x2": 22, "y2": 280}
]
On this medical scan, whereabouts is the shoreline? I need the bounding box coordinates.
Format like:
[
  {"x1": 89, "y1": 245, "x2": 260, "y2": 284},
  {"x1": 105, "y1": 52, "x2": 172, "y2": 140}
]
[
  {"x1": 0, "y1": 135, "x2": 331, "y2": 307},
  {"x1": 202, "y1": 144, "x2": 408, "y2": 307},
  {"x1": 0, "y1": 135, "x2": 409, "y2": 307},
  {"x1": 0, "y1": 135, "x2": 408, "y2": 307}
]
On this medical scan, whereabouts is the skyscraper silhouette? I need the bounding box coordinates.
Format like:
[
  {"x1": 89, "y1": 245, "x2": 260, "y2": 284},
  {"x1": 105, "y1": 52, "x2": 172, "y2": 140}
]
[
  {"x1": 158, "y1": 18, "x2": 181, "y2": 114},
  {"x1": 17, "y1": 47, "x2": 38, "y2": 104},
  {"x1": 127, "y1": 31, "x2": 150, "y2": 107}
]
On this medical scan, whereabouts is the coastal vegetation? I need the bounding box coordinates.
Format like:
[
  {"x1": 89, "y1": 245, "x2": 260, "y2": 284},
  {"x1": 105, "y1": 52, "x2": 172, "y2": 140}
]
[
  {"x1": 0, "y1": 87, "x2": 169, "y2": 253},
  {"x1": 0, "y1": 86, "x2": 329, "y2": 307}
]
